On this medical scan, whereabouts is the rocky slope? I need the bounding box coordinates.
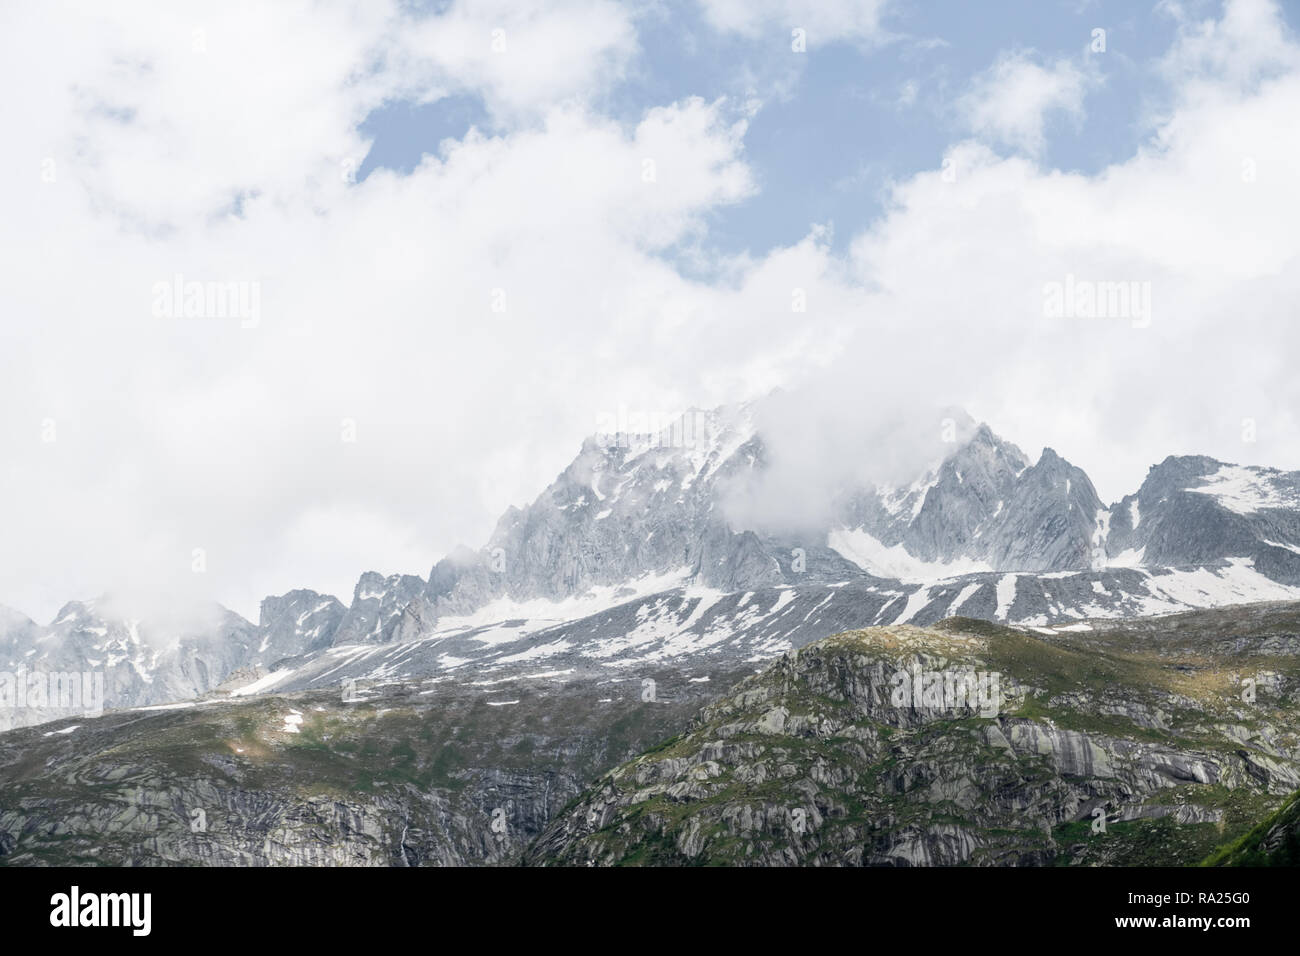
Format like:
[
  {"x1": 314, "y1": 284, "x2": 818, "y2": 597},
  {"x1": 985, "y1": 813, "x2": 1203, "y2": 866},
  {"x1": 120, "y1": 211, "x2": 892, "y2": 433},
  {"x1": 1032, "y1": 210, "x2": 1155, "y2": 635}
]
[
  {"x1": 254, "y1": 589, "x2": 346, "y2": 659},
  {"x1": 525, "y1": 604, "x2": 1300, "y2": 866},
  {"x1": 0, "y1": 665, "x2": 741, "y2": 866},
  {"x1": 238, "y1": 564, "x2": 1300, "y2": 701},
  {"x1": 839, "y1": 425, "x2": 1104, "y2": 574},
  {"x1": 1104, "y1": 456, "x2": 1300, "y2": 583},
  {"x1": 7, "y1": 601, "x2": 1300, "y2": 867},
  {"x1": 1204, "y1": 789, "x2": 1300, "y2": 866}
]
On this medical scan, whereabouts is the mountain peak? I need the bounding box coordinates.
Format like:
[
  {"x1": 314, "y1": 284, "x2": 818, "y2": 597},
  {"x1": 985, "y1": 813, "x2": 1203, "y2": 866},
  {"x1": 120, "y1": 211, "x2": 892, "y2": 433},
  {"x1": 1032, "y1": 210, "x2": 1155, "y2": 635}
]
[{"x1": 946, "y1": 422, "x2": 1029, "y2": 472}]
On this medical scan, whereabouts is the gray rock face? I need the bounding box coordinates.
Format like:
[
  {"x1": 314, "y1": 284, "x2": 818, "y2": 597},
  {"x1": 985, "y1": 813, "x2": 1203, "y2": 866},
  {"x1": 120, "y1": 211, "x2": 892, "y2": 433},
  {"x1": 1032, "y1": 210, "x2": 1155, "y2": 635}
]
[
  {"x1": 525, "y1": 616, "x2": 1300, "y2": 867},
  {"x1": 986, "y1": 448, "x2": 1103, "y2": 570},
  {"x1": 425, "y1": 545, "x2": 498, "y2": 615},
  {"x1": 257, "y1": 590, "x2": 346, "y2": 661},
  {"x1": 903, "y1": 424, "x2": 1032, "y2": 561},
  {"x1": 1104, "y1": 456, "x2": 1300, "y2": 582},
  {"x1": 834, "y1": 427, "x2": 1104, "y2": 575},
  {"x1": 0, "y1": 669, "x2": 729, "y2": 866},
  {"x1": 330, "y1": 572, "x2": 427, "y2": 646},
  {"x1": 0, "y1": 599, "x2": 260, "y2": 732},
  {"x1": 0, "y1": 591, "x2": 355, "y2": 732},
  {"x1": 434, "y1": 407, "x2": 773, "y2": 605},
  {"x1": 420, "y1": 411, "x2": 1113, "y2": 627},
  {"x1": 0, "y1": 606, "x2": 39, "y2": 664}
]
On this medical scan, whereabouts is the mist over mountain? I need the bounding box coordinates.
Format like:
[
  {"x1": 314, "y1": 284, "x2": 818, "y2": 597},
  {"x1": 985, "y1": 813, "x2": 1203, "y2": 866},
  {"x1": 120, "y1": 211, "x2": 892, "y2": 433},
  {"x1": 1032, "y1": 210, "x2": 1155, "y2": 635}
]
[{"x1": 7, "y1": 397, "x2": 1300, "y2": 731}]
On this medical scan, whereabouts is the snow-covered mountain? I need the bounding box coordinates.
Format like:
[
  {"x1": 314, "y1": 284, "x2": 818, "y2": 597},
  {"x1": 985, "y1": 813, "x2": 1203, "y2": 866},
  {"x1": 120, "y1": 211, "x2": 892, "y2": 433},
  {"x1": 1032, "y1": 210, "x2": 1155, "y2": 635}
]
[
  {"x1": 1103, "y1": 455, "x2": 1300, "y2": 582},
  {"x1": 7, "y1": 402, "x2": 1300, "y2": 729},
  {"x1": 0, "y1": 599, "x2": 259, "y2": 732},
  {"x1": 831, "y1": 424, "x2": 1104, "y2": 577},
  {"x1": 234, "y1": 559, "x2": 1300, "y2": 699}
]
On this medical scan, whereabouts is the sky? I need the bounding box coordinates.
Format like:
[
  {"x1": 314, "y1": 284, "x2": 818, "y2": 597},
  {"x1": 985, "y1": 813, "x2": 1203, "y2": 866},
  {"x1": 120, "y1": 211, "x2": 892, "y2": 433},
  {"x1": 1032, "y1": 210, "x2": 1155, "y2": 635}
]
[{"x1": 1, "y1": 0, "x2": 1298, "y2": 623}]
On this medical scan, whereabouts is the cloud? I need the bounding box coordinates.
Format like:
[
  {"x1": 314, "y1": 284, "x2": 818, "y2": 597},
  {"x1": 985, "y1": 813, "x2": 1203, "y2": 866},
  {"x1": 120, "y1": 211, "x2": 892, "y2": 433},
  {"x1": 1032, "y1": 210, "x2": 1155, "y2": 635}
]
[
  {"x1": 0, "y1": 2, "x2": 780, "y2": 621},
  {"x1": 721, "y1": 389, "x2": 977, "y2": 536},
  {"x1": 391, "y1": 0, "x2": 641, "y2": 120},
  {"x1": 0, "y1": 94, "x2": 771, "y2": 619},
  {"x1": 708, "y1": 1, "x2": 1300, "y2": 540},
  {"x1": 832, "y1": 1, "x2": 1300, "y2": 497},
  {"x1": 957, "y1": 51, "x2": 1094, "y2": 155},
  {"x1": 696, "y1": 0, "x2": 891, "y2": 46},
  {"x1": 0, "y1": 0, "x2": 643, "y2": 231},
  {"x1": 1157, "y1": 0, "x2": 1298, "y2": 90},
  {"x1": 1, "y1": 0, "x2": 1299, "y2": 629}
]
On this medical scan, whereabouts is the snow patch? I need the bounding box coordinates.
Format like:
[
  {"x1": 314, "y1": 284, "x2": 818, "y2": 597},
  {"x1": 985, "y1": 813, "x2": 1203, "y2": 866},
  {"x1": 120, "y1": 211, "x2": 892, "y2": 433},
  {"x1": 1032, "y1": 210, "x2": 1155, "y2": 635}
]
[
  {"x1": 1108, "y1": 547, "x2": 1145, "y2": 568},
  {"x1": 948, "y1": 582, "x2": 983, "y2": 616},
  {"x1": 1263, "y1": 538, "x2": 1300, "y2": 556},
  {"x1": 829, "y1": 528, "x2": 992, "y2": 582},
  {"x1": 995, "y1": 574, "x2": 1019, "y2": 619},
  {"x1": 1190, "y1": 465, "x2": 1296, "y2": 515},
  {"x1": 230, "y1": 668, "x2": 294, "y2": 697},
  {"x1": 133, "y1": 701, "x2": 198, "y2": 712}
]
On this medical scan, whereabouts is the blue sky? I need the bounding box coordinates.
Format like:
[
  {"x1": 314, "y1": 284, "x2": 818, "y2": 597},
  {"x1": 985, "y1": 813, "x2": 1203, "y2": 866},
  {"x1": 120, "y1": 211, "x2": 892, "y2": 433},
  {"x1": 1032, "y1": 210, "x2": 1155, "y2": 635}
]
[{"x1": 359, "y1": 0, "x2": 1200, "y2": 256}]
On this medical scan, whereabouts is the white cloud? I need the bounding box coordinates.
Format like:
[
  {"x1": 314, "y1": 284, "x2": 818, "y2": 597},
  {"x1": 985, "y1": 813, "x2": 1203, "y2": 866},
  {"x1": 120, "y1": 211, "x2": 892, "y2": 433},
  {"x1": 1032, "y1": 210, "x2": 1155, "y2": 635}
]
[
  {"x1": 1, "y1": 0, "x2": 1299, "y2": 629},
  {"x1": 391, "y1": 0, "x2": 641, "y2": 119},
  {"x1": 0, "y1": 0, "x2": 642, "y2": 231},
  {"x1": 833, "y1": 1, "x2": 1300, "y2": 502},
  {"x1": 957, "y1": 51, "x2": 1094, "y2": 155},
  {"x1": 1158, "y1": 0, "x2": 1298, "y2": 89},
  {"x1": 0, "y1": 2, "x2": 784, "y2": 622},
  {"x1": 697, "y1": 0, "x2": 891, "y2": 46}
]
